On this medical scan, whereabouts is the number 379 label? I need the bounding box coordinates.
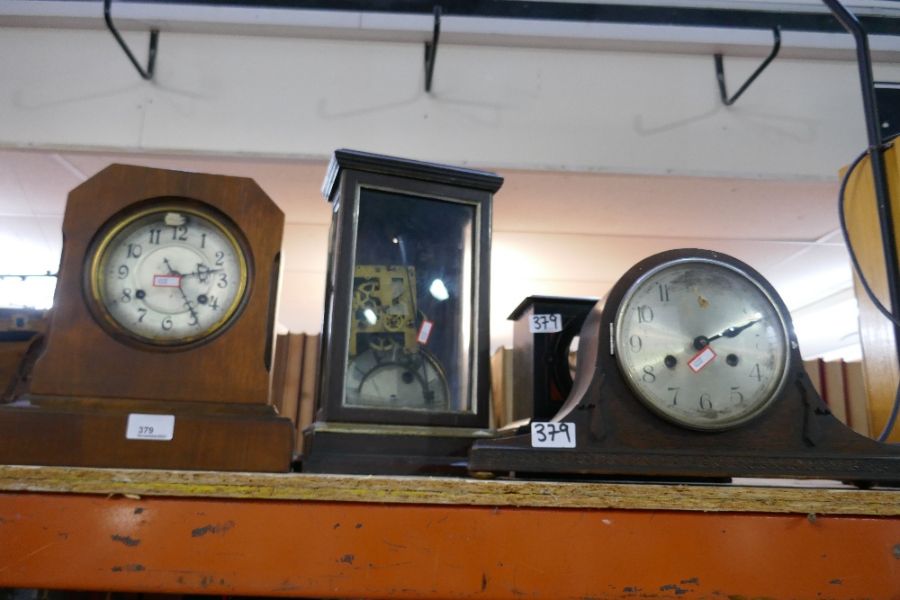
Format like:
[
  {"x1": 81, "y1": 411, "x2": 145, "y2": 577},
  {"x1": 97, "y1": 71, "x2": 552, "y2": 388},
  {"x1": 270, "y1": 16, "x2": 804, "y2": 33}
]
[
  {"x1": 126, "y1": 413, "x2": 175, "y2": 441},
  {"x1": 531, "y1": 422, "x2": 576, "y2": 448},
  {"x1": 529, "y1": 313, "x2": 563, "y2": 334}
]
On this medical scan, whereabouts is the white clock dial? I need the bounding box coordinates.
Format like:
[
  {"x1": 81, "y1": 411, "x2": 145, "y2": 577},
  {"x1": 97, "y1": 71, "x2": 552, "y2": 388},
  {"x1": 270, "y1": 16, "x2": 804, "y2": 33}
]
[
  {"x1": 614, "y1": 257, "x2": 790, "y2": 430},
  {"x1": 345, "y1": 345, "x2": 449, "y2": 411},
  {"x1": 88, "y1": 205, "x2": 249, "y2": 346}
]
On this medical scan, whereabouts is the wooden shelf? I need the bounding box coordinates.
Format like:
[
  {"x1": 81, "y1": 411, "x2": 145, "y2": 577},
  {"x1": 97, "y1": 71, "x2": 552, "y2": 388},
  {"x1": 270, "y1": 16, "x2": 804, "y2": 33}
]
[
  {"x1": 1, "y1": 465, "x2": 898, "y2": 598},
  {"x1": 1, "y1": 464, "x2": 899, "y2": 515}
]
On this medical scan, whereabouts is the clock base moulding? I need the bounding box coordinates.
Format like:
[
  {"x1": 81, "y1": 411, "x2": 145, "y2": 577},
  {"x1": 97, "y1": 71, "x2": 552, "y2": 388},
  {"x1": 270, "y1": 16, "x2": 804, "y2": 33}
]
[
  {"x1": 300, "y1": 423, "x2": 485, "y2": 476},
  {"x1": 0, "y1": 397, "x2": 294, "y2": 472}
]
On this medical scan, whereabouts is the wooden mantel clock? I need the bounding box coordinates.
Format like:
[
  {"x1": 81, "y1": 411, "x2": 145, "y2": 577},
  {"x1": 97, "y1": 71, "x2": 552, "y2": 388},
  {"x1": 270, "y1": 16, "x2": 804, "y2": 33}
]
[
  {"x1": 0, "y1": 164, "x2": 293, "y2": 472},
  {"x1": 507, "y1": 296, "x2": 599, "y2": 424},
  {"x1": 302, "y1": 149, "x2": 502, "y2": 475},
  {"x1": 470, "y1": 249, "x2": 900, "y2": 486}
]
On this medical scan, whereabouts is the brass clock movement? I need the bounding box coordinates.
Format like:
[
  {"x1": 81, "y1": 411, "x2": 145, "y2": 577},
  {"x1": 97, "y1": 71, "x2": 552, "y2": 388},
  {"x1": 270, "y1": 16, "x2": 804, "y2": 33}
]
[
  {"x1": 0, "y1": 164, "x2": 293, "y2": 472},
  {"x1": 470, "y1": 249, "x2": 900, "y2": 485},
  {"x1": 346, "y1": 265, "x2": 450, "y2": 411}
]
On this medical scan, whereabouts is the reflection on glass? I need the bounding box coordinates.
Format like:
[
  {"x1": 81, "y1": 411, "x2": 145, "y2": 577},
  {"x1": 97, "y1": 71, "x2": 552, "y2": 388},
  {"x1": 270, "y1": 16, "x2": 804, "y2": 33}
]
[{"x1": 344, "y1": 188, "x2": 477, "y2": 413}]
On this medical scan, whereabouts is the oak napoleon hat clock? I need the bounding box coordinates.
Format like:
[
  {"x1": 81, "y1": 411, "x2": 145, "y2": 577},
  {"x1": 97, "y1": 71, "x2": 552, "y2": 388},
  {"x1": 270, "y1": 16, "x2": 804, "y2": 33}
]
[
  {"x1": 0, "y1": 164, "x2": 293, "y2": 472},
  {"x1": 470, "y1": 248, "x2": 900, "y2": 485}
]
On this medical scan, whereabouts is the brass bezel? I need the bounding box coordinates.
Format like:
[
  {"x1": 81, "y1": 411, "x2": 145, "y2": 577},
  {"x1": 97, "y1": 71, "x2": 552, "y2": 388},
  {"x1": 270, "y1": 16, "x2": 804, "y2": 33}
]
[
  {"x1": 613, "y1": 256, "x2": 791, "y2": 432},
  {"x1": 85, "y1": 200, "x2": 251, "y2": 349}
]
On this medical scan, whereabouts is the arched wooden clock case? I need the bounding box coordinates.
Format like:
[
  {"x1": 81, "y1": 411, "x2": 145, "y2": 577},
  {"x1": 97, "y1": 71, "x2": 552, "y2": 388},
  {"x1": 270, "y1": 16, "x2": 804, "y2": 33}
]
[
  {"x1": 470, "y1": 249, "x2": 900, "y2": 485},
  {"x1": 0, "y1": 164, "x2": 293, "y2": 472}
]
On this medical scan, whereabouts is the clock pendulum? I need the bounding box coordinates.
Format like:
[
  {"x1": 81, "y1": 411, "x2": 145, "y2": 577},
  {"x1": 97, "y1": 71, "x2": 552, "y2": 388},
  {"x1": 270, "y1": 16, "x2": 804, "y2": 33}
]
[{"x1": 469, "y1": 248, "x2": 900, "y2": 486}]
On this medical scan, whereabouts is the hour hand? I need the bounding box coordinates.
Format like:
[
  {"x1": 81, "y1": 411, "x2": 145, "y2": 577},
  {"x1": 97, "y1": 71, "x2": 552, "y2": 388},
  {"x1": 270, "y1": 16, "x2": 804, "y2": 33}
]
[{"x1": 163, "y1": 258, "x2": 181, "y2": 277}]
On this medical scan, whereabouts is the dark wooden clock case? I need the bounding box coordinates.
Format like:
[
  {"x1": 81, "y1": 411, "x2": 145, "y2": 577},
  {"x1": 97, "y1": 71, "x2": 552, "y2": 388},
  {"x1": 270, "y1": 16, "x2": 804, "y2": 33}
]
[
  {"x1": 508, "y1": 296, "x2": 599, "y2": 424},
  {"x1": 302, "y1": 149, "x2": 503, "y2": 475},
  {"x1": 469, "y1": 249, "x2": 900, "y2": 486},
  {"x1": 0, "y1": 164, "x2": 293, "y2": 472}
]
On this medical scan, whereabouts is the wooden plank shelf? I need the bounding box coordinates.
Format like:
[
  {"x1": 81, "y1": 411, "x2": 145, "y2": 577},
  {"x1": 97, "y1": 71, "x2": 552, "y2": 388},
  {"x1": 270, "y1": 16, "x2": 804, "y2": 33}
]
[
  {"x1": 0, "y1": 465, "x2": 899, "y2": 516},
  {"x1": 1, "y1": 466, "x2": 898, "y2": 598}
]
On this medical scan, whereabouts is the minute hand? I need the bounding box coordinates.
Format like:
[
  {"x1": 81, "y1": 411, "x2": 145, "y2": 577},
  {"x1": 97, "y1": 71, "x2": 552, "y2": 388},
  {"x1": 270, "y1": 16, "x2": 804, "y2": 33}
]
[{"x1": 706, "y1": 318, "x2": 761, "y2": 343}]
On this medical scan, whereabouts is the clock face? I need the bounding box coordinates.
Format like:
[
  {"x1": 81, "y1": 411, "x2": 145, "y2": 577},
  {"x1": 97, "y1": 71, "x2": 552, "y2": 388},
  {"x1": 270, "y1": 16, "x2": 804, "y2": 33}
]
[
  {"x1": 345, "y1": 345, "x2": 450, "y2": 411},
  {"x1": 86, "y1": 204, "x2": 250, "y2": 347},
  {"x1": 613, "y1": 257, "x2": 790, "y2": 431}
]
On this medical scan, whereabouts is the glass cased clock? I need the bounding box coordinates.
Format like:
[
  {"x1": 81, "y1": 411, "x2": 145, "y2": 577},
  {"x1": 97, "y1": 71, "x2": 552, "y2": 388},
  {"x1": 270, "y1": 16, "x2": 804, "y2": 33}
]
[{"x1": 303, "y1": 149, "x2": 503, "y2": 475}]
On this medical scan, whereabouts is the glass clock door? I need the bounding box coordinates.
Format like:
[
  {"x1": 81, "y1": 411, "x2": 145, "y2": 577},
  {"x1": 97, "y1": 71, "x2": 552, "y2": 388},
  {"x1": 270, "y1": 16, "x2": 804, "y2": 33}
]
[{"x1": 344, "y1": 187, "x2": 478, "y2": 415}]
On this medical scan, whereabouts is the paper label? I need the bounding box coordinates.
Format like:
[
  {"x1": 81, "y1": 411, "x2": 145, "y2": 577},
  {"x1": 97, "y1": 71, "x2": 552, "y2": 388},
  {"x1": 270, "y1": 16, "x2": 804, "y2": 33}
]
[
  {"x1": 126, "y1": 413, "x2": 175, "y2": 441},
  {"x1": 417, "y1": 320, "x2": 434, "y2": 344},
  {"x1": 688, "y1": 346, "x2": 717, "y2": 373},
  {"x1": 530, "y1": 313, "x2": 563, "y2": 334},
  {"x1": 153, "y1": 275, "x2": 181, "y2": 288},
  {"x1": 531, "y1": 422, "x2": 576, "y2": 448}
]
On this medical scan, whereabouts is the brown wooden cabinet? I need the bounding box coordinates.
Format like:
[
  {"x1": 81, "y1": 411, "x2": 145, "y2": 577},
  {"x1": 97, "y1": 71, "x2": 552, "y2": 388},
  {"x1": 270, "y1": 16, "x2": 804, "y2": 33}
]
[{"x1": 843, "y1": 142, "x2": 900, "y2": 442}]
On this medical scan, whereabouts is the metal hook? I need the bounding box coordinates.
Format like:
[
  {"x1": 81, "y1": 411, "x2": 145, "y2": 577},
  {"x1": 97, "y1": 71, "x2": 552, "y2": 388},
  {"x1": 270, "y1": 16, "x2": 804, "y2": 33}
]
[
  {"x1": 424, "y1": 5, "x2": 442, "y2": 93},
  {"x1": 103, "y1": 0, "x2": 159, "y2": 81},
  {"x1": 714, "y1": 27, "x2": 781, "y2": 106}
]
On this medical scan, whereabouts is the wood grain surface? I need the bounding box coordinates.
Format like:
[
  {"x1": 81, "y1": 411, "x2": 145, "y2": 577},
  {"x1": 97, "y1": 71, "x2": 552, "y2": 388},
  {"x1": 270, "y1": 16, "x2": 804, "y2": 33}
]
[
  {"x1": 843, "y1": 144, "x2": 900, "y2": 442},
  {"x1": 0, "y1": 464, "x2": 896, "y2": 516},
  {"x1": 29, "y1": 164, "x2": 284, "y2": 405}
]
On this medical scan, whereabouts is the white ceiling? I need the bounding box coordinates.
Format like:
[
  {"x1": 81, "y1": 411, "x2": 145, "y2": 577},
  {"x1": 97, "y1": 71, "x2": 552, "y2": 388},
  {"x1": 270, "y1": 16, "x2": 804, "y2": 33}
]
[{"x1": 0, "y1": 147, "x2": 857, "y2": 358}]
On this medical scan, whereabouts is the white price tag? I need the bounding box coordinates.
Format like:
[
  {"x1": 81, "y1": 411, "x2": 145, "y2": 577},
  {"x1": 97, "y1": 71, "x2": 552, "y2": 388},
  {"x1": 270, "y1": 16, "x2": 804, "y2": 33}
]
[
  {"x1": 126, "y1": 413, "x2": 175, "y2": 441},
  {"x1": 529, "y1": 313, "x2": 563, "y2": 334},
  {"x1": 417, "y1": 320, "x2": 434, "y2": 344},
  {"x1": 688, "y1": 346, "x2": 717, "y2": 373},
  {"x1": 530, "y1": 422, "x2": 576, "y2": 448}
]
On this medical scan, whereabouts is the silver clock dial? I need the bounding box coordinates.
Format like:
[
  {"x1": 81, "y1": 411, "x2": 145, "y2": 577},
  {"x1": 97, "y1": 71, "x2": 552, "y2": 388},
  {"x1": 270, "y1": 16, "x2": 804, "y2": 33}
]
[
  {"x1": 89, "y1": 206, "x2": 249, "y2": 346},
  {"x1": 345, "y1": 346, "x2": 450, "y2": 411},
  {"x1": 614, "y1": 257, "x2": 790, "y2": 430}
]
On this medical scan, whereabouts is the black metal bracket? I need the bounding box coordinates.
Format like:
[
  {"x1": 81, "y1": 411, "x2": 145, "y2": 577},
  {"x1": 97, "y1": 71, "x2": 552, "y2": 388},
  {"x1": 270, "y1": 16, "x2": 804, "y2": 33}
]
[
  {"x1": 104, "y1": 0, "x2": 159, "y2": 81},
  {"x1": 424, "y1": 5, "x2": 441, "y2": 93},
  {"x1": 714, "y1": 27, "x2": 781, "y2": 106}
]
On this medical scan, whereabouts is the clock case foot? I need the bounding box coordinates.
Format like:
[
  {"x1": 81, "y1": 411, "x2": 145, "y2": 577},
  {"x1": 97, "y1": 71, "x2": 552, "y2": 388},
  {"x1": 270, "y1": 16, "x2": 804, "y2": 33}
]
[
  {"x1": 300, "y1": 424, "x2": 482, "y2": 475},
  {"x1": 469, "y1": 442, "x2": 900, "y2": 487},
  {"x1": 0, "y1": 396, "x2": 294, "y2": 472}
]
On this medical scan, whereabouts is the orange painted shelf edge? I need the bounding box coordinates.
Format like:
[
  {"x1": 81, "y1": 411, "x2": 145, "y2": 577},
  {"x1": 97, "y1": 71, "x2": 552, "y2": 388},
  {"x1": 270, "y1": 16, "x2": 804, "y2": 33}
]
[{"x1": 0, "y1": 466, "x2": 898, "y2": 598}]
